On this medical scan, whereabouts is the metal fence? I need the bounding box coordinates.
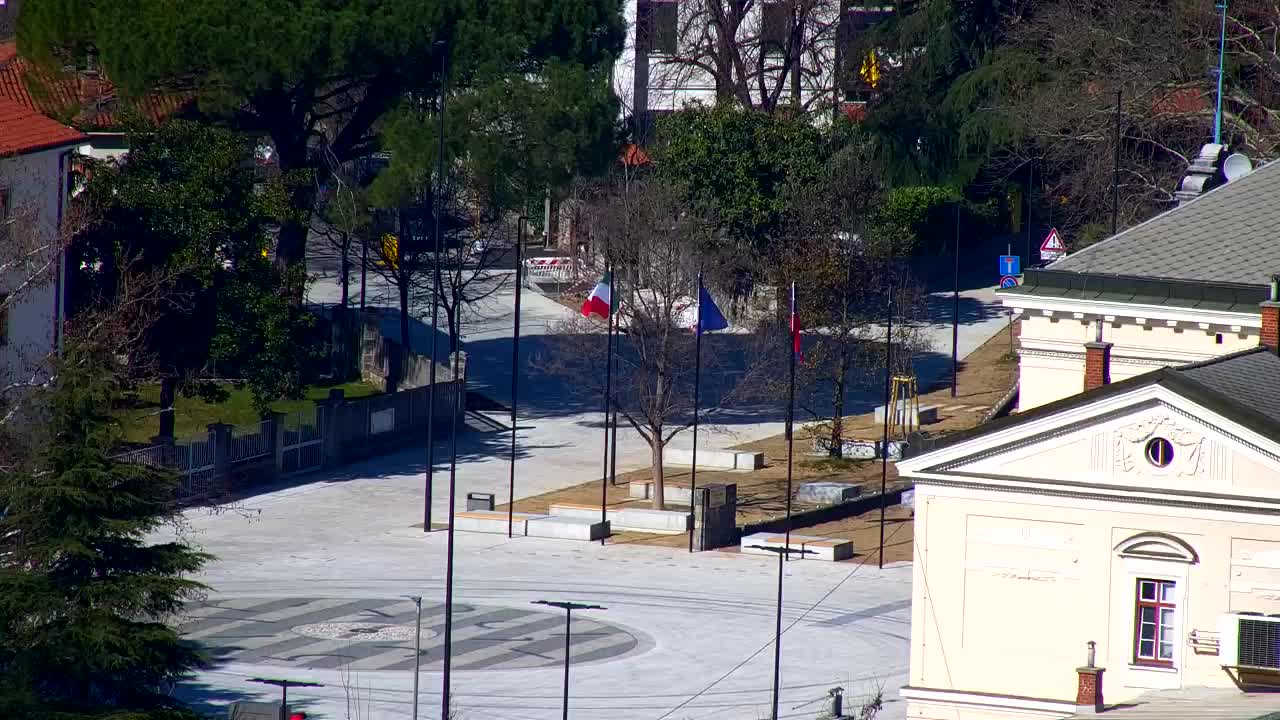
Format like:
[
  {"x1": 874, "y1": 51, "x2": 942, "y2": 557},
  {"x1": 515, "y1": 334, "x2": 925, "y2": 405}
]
[
  {"x1": 112, "y1": 444, "x2": 168, "y2": 469},
  {"x1": 229, "y1": 420, "x2": 273, "y2": 463},
  {"x1": 281, "y1": 408, "x2": 323, "y2": 475},
  {"x1": 176, "y1": 433, "x2": 217, "y2": 497}
]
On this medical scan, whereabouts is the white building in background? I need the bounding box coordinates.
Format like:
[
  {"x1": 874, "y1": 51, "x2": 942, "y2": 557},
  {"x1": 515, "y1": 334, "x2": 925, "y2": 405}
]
[
  {"x1": 999, "y1": 147, "x2": 1280, "y2": 411},
  {"x1": 0, "y1": 95, "x2": 85, "y2": 385},
  {"x1": 612, "y1": 0, "x2": 895, "y2": 138}
]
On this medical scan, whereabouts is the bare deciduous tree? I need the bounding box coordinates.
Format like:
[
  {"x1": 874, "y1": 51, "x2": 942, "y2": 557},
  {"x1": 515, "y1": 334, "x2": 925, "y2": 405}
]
[{"x1": 539, "y1": 178, "x2": 741, "y2": 510}]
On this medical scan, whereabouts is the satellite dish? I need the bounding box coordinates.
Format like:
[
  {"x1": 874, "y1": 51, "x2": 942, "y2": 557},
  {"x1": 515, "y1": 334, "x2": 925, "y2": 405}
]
[{"x1": 1223, "y1": 153, "x2": 1254, "y2": 182}]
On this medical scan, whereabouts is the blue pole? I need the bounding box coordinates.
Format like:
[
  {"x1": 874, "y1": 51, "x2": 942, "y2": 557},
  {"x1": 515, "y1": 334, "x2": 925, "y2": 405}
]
[{"x1": 1214, "y1": 0, "x2": 1227, "y2": 144}]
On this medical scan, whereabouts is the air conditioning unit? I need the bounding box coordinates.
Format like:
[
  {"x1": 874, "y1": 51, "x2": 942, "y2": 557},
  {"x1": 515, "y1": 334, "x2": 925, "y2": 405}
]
[{"x1": 1218, "y1": 612, "x2": 1280, "y2": 668}]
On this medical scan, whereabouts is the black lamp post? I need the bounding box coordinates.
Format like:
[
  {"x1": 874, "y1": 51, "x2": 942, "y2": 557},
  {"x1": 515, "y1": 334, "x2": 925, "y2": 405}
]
[
  {"x1": 531, "y1": 600, "x2": 607, "y2": 720},
  {"x1": 746, "y1": 544, "x2": 815, "y2": 720},
  {"x1": 247, "y1": 677, "x2": 324, "y2": 720}
]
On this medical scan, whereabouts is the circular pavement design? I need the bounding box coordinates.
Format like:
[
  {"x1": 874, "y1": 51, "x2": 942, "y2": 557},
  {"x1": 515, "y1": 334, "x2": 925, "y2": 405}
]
[{"x1": 178, "y1": 597, "x2": 644, "y2": 672}]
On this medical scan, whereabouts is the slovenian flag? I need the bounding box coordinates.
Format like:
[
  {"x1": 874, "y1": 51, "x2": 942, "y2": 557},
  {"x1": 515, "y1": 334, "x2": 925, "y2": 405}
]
[
  {"x1": 790, "y1": 282, "x2": 803, "y2": 363},
  {"x1": 695, "y1": 281, "x2": 729, "y2": 335},
  {"x1": 581, "y1": 272, "x2": 611, "y2": 318}
]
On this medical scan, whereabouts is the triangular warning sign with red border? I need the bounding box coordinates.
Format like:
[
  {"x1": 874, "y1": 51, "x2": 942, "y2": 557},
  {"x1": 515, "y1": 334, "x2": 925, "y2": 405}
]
[{"x1": 1040, "y1": 227, "x2": 1066, "y2": 256}]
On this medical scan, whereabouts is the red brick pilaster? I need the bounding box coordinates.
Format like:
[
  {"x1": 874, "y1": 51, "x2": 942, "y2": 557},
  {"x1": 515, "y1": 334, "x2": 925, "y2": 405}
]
[{"x1": 1084, "y1": 341, "x2": 1113, "y2": 392}]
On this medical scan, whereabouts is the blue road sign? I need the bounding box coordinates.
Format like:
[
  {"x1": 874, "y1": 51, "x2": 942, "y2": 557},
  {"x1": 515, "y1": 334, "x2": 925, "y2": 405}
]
[
  {"x1": 999, "y1": 255, "x2": 1021, "y2": 276},
  {"x1": 999, "y1": 275, "x2": 1019, "y2": 289}
]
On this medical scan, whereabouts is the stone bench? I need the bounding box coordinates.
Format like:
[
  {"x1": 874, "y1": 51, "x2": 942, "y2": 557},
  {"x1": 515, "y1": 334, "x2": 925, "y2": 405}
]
[
  {"x1": 629, "y1": 482, "x2": 693, "y2": 505},
  {"x1": 454, "y1": 510, "x2": 609, "y2": 541},
  {"x1": 526, "y1": 516, "x2": 610, "y2": 541},
  {"x1": 548, "y1": 503, "x2": 691, "y2": 534},
  {"x1": 662, "y1": 447, "x2": 765, "y2": 471},
  {"x1": 547, "y1": 502, "x2": 624, "y2": 521},
  {"x1": 874, "y1": 402, "x2": 939, "y2": 426},
  {"x1": 454, "y1": 510, "x2": 543, "y2": 535},
  {"x1": 612, "y1": 508, "x2": 692, "y2": 534},
  {"x1": 740, "y1": 532, "x2": 855, "y2": 562},
  {"x1": 797, "y1": 481, "x2": 861, "y2": 505}
]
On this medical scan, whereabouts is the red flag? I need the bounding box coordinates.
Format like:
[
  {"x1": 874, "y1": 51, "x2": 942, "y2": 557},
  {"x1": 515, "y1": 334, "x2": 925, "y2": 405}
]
[{"x1": 789, "y1": 282, "x2": 803, "y2": 363}]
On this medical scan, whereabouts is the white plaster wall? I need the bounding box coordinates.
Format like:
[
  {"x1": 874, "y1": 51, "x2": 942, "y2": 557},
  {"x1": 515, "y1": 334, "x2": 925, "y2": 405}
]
[{"x1": 0, "y1": 147, "x2": 68, "y2": 386}]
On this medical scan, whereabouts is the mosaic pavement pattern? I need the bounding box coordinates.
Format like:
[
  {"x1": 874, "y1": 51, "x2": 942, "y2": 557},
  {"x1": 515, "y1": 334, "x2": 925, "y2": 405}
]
[{"x1": 178, "y1": 597, "x2": 643, "y2": 672}]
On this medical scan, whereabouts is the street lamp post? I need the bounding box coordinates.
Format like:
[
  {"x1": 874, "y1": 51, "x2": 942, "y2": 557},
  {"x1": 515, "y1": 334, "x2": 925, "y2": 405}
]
[
  {"x1": 402, "y1": 595, "x2": 423, "y2": 720},
  {"x1": 424, "y1": 39, "x2": 449, "y2": 533},
  {"x1": 509, "y1": 216, "x2": 527, "y2": 538},
  {"x1": 531, "y1": 600, "x2": 607, "y2": 720},
  {"x1": 746, "y1": 545, "x2": 815, "y2": 720},
  {"x1": 247, "y1": 677, "x2": 324, "y2": 720}
]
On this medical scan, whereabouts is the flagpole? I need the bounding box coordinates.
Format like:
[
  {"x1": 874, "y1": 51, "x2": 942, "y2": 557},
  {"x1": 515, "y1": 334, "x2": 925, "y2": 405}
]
[
  {"x1": 508, "y1": 216, "x2": 525, "y2": 539},
  {"x1": 689, "y1": 271, "x2": 705, "y2": 553},
  {"x1": 785, "y1": 282, "x2": 797, "y2": 561},
  {"x1": 879, "y1": 281, "x2": 893, "y2": 570},
  {"x1": 600, "y1": 266, "x2": 616, "y2": 546}
]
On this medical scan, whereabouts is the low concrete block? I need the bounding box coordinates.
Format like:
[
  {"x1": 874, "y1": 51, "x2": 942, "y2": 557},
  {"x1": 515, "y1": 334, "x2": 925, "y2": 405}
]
[
  {"x1": 901, "y1": 488, "x2": 915, "y2": 509},
  {"x1": 455, "y1": 510, "x2": 544, "y2": 535},
  {"x1": 740, "y1": 532, "x2": 854, "y2": 562},
  {"x1": 525, "y1": 516, "x2": 610, "y2": 541},
  {"x1": 797, "y1": 481, "x2": 861, "y2": 505},
  {"x1": 628, "y1": 482, "x2": 693, "y2": 505},
  {"x1": 548, "y1": 502, "x2": 622, "y2": 521},
  {"x1": 663, "y1": 447, "x2": 737, "y2": 469},
  {"x1": 733, "y1": 451, "x2": 765, "y2": 470},
  {"x1": 873, "y1": 402, "x2": 940, "y2": 426},
  {"x1": 612, "y1": 508, "x2": 692, "y2": 533}
]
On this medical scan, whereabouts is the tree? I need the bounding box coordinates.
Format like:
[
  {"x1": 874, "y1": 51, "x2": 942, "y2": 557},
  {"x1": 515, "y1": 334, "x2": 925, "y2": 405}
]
[
  {"x1": 17, "y1": 0, "x2": 626, "y2": 275},
  {"x1": 0, "y1": 330, "x2": 210, "y2": 719},
  {"x1": 70, "y1": 121, "x2": 320, "y2": 420},
  {"x1": 654, "y1": 104, "x2": 827, "y2": 310},
  {"x1": 643, "y1": 0, "x2": 846, "y2": 115},
  {"x1": 540, "y1": 179, "x2": 729, "y2": 510}
]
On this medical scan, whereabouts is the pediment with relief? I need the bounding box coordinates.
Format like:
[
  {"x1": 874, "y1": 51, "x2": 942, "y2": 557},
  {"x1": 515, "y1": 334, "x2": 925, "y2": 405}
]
[{"x1": 1113, "y1": 412, "x2": 1204, "y2": 478}]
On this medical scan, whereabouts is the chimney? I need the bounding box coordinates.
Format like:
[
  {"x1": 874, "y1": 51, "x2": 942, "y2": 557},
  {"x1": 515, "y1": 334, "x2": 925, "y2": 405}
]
[
  {"x1": 1083, "y1": 322, "x2": 1112, "y2": 392},
  {"x1": 1262, "y1": 275, "x2": 1280, "y2": 352},
  {"x1": 1075, "y1": 641, "x2": 1105, "y2": 713},
  {"x1": 1174, "y1": 143, "x2": 1227, "y2": 205}
]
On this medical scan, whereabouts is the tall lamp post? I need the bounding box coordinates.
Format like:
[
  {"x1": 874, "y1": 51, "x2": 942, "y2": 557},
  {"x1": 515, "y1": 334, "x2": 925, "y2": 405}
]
[
  {"x1": 401, "y1": 595, "x2": 423, "y2": 720},
  {"x1": 746, "y1": 544, "x2": 815, "y2": 720},
  {"x1": 508, "y1": 216, "x2": 527, "y2": 538},
  {"x1": 424, "y1": 39, "x2": 449, "y2": 533},
  {"x1": 247, "y1": 677, "x2": 324, "y2": 720},
  {"x1": 531, "y1": 600, "x2": 607, "y2": 720}
]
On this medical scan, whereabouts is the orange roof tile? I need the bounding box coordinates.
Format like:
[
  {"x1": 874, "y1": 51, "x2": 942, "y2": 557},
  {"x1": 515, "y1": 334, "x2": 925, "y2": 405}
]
[
  {"x1": 0, "y1": 41, "x2": 192, "y2": 131},
  {"x1": 0, "y1": 94, "x2": 86, "y2": 156}
]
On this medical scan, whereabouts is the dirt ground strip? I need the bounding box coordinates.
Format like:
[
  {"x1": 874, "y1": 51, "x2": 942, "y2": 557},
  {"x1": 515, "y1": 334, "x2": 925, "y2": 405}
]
[{"x1": 500, "y1": 321, "x2": 1019, "y2": 561}]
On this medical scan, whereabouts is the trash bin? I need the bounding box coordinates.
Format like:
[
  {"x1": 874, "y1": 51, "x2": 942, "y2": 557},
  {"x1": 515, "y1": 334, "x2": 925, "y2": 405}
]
[{"x1": 466, "y1": 492, "x2": 496, "y2": 511}]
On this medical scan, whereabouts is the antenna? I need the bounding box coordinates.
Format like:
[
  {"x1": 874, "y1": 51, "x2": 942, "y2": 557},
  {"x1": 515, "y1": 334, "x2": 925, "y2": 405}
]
[
  {"x1": 1223, "y1": 152, "x2": 1253, "y2": 181},
  {"x1": 1214, "y1": 0, "x2": 1228, "y2": 144}
]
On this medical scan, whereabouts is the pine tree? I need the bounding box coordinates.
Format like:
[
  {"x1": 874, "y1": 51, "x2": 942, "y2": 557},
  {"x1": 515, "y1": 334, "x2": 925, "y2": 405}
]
[{"x1": 0, "y1": 338, "x2": 211, "y2": 719}]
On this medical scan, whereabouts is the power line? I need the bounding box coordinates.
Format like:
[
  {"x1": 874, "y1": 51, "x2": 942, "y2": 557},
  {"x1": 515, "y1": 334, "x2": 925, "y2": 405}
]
[{"x1": 653, "y1": 521, "x2": 910, "y2": 720}]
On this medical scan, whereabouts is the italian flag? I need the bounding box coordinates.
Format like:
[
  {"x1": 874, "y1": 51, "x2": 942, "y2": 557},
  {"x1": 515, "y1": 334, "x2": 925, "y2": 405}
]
[{"x1": 581, "y1": 273, "x2": 612, "y2": 318}]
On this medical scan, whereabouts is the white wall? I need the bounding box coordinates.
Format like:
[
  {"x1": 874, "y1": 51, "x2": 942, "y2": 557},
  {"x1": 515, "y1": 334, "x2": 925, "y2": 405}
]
[{"x1": 0, "y1": 146, "x2": 70, "y2": 387}]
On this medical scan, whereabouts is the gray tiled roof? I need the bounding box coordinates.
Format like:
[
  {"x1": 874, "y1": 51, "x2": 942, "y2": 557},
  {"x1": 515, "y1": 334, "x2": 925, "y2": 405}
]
[
  {"x1": 1173, "y1": 346, "x2": 1280, "y2": 426},
  {"x1": 1051, "y1": 158, "x2": 1280, "y2": 286}
]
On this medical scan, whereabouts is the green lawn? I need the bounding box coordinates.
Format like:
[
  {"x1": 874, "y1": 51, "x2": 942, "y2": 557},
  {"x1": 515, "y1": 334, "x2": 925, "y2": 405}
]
[{"x1": 115, "y1": 380, "x2": 380, "y2": 445}]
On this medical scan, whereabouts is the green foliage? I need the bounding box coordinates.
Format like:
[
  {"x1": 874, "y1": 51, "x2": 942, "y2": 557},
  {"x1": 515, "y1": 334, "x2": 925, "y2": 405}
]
[
  {"x1": 654, "y1": 104, "x2": 827, "y2": 278},
  {"x1": 71, "y1": 121, "x2": 320, "y2": 410},
  {"x1": 19, "y1": 0, "x2": 626, "y2": 267},
  {"x1": 0, "y1": 338, "x2": 210, "y2": 719},
  {"x1": 867, "y1": 186, "x2": 959, "y2": 256}
]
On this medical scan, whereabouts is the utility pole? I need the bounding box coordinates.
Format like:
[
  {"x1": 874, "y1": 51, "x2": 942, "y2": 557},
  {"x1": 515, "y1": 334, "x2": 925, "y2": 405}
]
[
  {"x1": 532, "y1": 600, "x2": 607, "y2": 720},
  {"x1": 746, "y1": 545, "x2": 815, "y2": 720},
  {"x1": 402, "y1": 595, "x2": 423, "y2": 720},
  {"x1": 424, "y1": 40, "x2": 449, "y2": 533},
  {"x1": 247, "y1": 677, "x2": 323, "y2": 720}
]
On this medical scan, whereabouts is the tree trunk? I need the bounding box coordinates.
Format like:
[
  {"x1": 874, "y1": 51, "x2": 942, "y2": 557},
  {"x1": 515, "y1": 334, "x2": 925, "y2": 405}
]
[
  {"x1": 829, "y1": 348, "x2": 849, "y2": 458},
  {"x1": 272, "y1": 138, "x2": 317, "y2": 280},
  {"x1": 339, "y1": 231, "x2": 351, "y2": 310},
  {"x1": 398, "y1": 271, "x2": 411, "y2": 355},
  {"x1": 158, "y1": 375, "x2": 176, "y2": 441},
  {"x1": 651, "y1": 436, "x2": 666, "y2": 511}
]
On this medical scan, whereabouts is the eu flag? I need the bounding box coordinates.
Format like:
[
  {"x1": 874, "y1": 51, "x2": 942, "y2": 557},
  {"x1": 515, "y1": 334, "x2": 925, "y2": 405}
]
[{"x1": 697, "y1": 284, "x2": 729, "y2": 335}]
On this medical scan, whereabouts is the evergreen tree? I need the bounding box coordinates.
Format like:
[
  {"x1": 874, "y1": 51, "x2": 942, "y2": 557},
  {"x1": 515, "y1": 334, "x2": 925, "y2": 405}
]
[{"x1": 0, "y1": 337, "x2": 211, "y2": 719}]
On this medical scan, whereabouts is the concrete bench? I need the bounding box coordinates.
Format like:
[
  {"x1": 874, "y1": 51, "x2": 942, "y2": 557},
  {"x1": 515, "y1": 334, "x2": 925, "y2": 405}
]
[
  {"x1": 874, "y1": 402, "x2": 939, "y2": 426},
  {"x1": 629, "y1": 482, "x2": 693, "y2": 505},
  {"x1": 547, "y1": 502, "x2": 623, "y2": 521},
  {"x1": 455, "y1": 510, "x2": 545, "y2": 535},
  {"x1": 740, "y1": 532, "x2": 855, "y2": 562},
  {"x1": 525, "y1": 516, "x2": 610, "y2": 541},
  {"x1": 612, "y1": 508, "x2": 692, "y2": 533},
  {"x1": 662, "y1": 448, "x2": 765, "y2": 471},
  {"x1": 797, "y1": 481, "x2": 861, "y2": 505}
]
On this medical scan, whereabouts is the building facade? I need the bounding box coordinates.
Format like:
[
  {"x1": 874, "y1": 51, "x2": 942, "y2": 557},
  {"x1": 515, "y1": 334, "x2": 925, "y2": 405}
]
[
  {"x1": 0, "y1": 96, "x2": 85, "y2": 386},
  {"x1": 898, "y1": 331, "x2": 1280, "y2": 718},
  {"x1": 999, "y1": 151, "x2": 1280, "y2": 411},
  {"x1": 613, "y1": 0, "x2": 893, "y2": 138}
]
